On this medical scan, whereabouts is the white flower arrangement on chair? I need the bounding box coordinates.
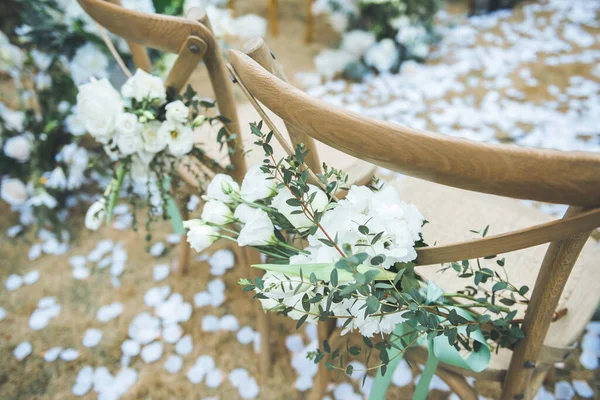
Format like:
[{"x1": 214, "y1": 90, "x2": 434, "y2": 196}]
[{"x1": 182, "y1": 121, "x2": 528, "y2": 394}]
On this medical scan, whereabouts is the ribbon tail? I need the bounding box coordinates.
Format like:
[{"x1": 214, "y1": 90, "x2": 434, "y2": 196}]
[
  {"x1": 413, "y1": 344, "x2": 440, "y2": 400},
  {"x1": 369, "y1": 323, "x2": 413, "y2": 400}
]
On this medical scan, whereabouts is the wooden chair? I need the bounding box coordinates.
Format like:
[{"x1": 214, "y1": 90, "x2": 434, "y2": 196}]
[
  {"x1": 227, "y1": 42, "x2": 600, "y2": 399},
  {"x1": 77, "y1": 0, "x2": 276, "y2": 375}
]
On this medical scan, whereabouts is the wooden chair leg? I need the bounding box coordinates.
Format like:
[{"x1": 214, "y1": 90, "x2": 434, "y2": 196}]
[
  {"x1": 524, "y1": 366, "x2": 551, "y2": 400},
  {"x1": 305, "y1": 0, "x2": 314, "y2": 43},
  {"x1": 501, "y1": 206, "x2": 593, "y2": 400},
  {"x1": 268, "y1": 0, "x2": 279, "y2": 36}
]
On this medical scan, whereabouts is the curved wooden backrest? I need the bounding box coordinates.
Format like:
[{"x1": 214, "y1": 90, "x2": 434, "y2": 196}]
[
  {"x1": 227, "y1": 50, "x2": 600, "y2": 207},
  {"x1": 78, "y1": 0, "x2": 247, "y2": 181}
]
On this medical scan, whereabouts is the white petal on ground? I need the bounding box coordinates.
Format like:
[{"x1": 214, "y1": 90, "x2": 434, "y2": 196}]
[
  {"x1": 194, "y1": 291, "x2": 212, "y2": 307},
  {"x1": 73, "y1": 366, "x2": 94, "y2": 396},
  {"x1": 187, "y1": 364, "x2": 205, "y2": 384},
  {"x1": 229, "y1": 368, "x2": 250, "y2": 387},
  {"x1": 153, "y1": 264, "x2": 170, "y2": 281},
  {"x1": 239, "y1": 376, "x2": 260, "y2": 399},
  {"x1": 44, "y1": 346, "x2": 62, "y2": 362},
  {"x1": 0, "y1": 307, "x2": 6, "y2": 321},
  {"x1": 579, "y1": 351, "x2": 599, "y2": 370},
  {"x1": 14, "y1": 341, "x2": 32, "y2": 360},
  {"x1": 121, "y1": 340, "x2": 141, "y2": 357},
  {"x1": 6, "y1": 274, "x2": 23, "y2": 291},
  {"x1": 334, "y1": 382, "x2": 359, "y2": 400},
  {"x1": 82, "y1": 328, "x2": 103, "y2": 347},
  {"x1": 60, "y1": 348, "x2": 80, "y2": 361},
  {"x1": 237, "y1": 326, "x2": 256, "y2": 345},
  {"x1": 149, "y1": 242, "x2": 165, "y2": 257},
  {"x1": 347, "y1": 361, "x2": 366, "y2": 382},
  {"x1": 295, "y1": 374, "x2": 313, "y2": 391},
  {"x1": 128, "y1": 312, "x2": 161, "y2": 345},
  {"x1": 572, "y1": 380, "x2": 594, "y2": 398},
  {"x1": 305, "y1": 324, "x2": 318, "y2": 342},
  {"x1": 93, "y1": 367, "x2": 114, "y2": 392},
  {"x1": 23, "y1": 270, "x2": 40, "y2": 285},
  {"x1": 72, "y1": 266, "x2": 90, "y2": 280},
  {"x1": 144, "y1": 286, "x2": 171, "y2": 307},
  {"x1": 114, "y1": 367, "x2": 137, "y2": 394},
  {"x1": 285, "y1": 334, "x2": 304, "y2": 353},
  {"x1": 205, "y1": 369, "x2": 223, "y2": 388},
  {"x1": 175, "y1": 335, "x2": 194, "y2": 355},
  {"x1": 69, "y1": 255, "x2": 87, "y2": 269},
  {"x1": 164, "y1": 355, "x2": 183, "y2": 374},
  {"x1": 141, "y1": 341, "x2": 164, "y2": 363},
  {"x1": 219, "y1": 314, "x2": 239, "y2": 331},
  {"x1": 96, "y1": 302, "x2": 123, "y2": 323},
  {"x1": 586, "y1": 322, "x2": 600, "y2": 335},
  {"x1": 581, "y1": 333, "x2": 600, "y2": 356},
  {"x1": 392, "y1": 359, "x2": 413, "y2": 387},
  {"x1": 166, "y1": 233, "x2": 181, "y2": 244},
  {"x1": 555, "y1": 381, "x2": 575, "y2": 400},
  {"x1": 97, "y1": 256, "x2": 112, "y2": 270},
  {"x1": 163, "y1": 324, "x2": 183, "y2": 343},
  {"x1": 38, "y1": 296, "x2": 56, "y2": 308},
  {"x1": 202, "y1": 315, "x2": 220, "y2": 331}
]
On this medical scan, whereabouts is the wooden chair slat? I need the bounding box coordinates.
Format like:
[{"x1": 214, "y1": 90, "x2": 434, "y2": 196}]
[
  {"x1": 228, "y1": 49, "x2": 600, "y2": 207},
  {"x1": 164, "y1": 36, "x2": 207, "y2": 94},
  {"x1": 415, "y1": 207, "x2": 600, "y2": 265}
]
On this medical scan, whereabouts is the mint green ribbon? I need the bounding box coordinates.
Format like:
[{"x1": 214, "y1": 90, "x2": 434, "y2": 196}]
[
  {"x1": 370, "y1": 308, "x2": 490, "y2": 400},
  {"x1": 164, "y1": 177, "x2": 185, "y2": 234}
]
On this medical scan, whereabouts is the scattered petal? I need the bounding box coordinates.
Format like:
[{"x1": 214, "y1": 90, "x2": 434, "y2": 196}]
[
  {"x1": 153, "y1": 264, "x2": 170, "y2": 281},
  {"x1": 82, "y1": 328, "x2": 103, "y2": 347},
  {"x1": 141, "y1": 341, "x2": 163, "y2": 363},
  {"x1": 175, "y1": 335, "x2": 194, "y2": 355},
  {"x1": 13, "y1": 341, "x2": 32, "y2": 360},
  {"x1": 164, "y1": 355, "x2": 183, "y2": 374}
]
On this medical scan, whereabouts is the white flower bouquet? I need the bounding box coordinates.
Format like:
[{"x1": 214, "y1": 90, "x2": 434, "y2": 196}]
[
  {"x1": 77, "y1": 69, "x2": 229, "y2": 232},
  {"x1": 312, "y1": 0, "x2": 442, "y2": 80},
  {"x1": 183, "y1": 122, "x2": 528, "y2": 392}
]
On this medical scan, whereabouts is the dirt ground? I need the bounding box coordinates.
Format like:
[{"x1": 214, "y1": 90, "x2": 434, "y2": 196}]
[{"x1": 1, "y1": 0, "x2": 600, "y2": 399}]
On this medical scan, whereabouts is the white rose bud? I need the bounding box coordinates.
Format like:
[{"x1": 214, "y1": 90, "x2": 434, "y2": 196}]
[
  {"x1": 141, "y1": 121, "x2": 168, "y2": 154},
  {"x1": 85, "y1": 198, "x2": 107, "y2": 231},
  {"x1": 76, "y1": 78, "x2": 123, "y2": 144},
  {"x1": 164, "y1": 100, "x2": 189, "y2": 124},
  {"x1": 206, "y1": 174, "x2": 240, "y2": 204},
  {"x1": 201, "y1": 200, "x2": 233, "y2": 226},
  {"x1": 241, "y1": 165, "x2": 277, "y2": 202},
  {"x1": 272, "y1": 184, "x2": 328, "y2": 229},
  {"x1": 237, "y1": 208, "x2": 275, "y2": 246},
  {"x1": 183, "y1": 219, "x2": 219, "y2": 252},
  {"x1": 1, "y1": 178, "x2": 28, "y2": 206},
  {"x1": 192, "y1": 115, "x2": 206, "y2": 128},
  {"x1": 3, "y1": 135, "x2": 32, "y2": 162}
]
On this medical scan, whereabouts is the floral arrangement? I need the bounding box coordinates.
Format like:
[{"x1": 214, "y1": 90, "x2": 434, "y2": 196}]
[
  {"x1": 312, "y1": 0, "x2": 442, "y2": 80},
  {"x1": 0, "y1": 29, "x2": 102, "y2": 243},
  {"x1": 77, "y1": 68, "x2": 229, "y2": 235},
  {"x1": 183, "y1": 121, "x2": 528, "y2": 394}
]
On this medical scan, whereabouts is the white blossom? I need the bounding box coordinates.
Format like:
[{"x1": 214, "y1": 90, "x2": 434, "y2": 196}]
[
  {"x1": 206, "y1": 173, "x2": 240, "y2": 203},
  {"x1": 184, "y1": 220, "x2": 219, "y2": 252},
  {"x1": 237, "y1": 208, "x2": 275, "y2": 246},
  {"x1": 272, "y1": 184, "x2": 328, "y2": 229},
  {"x1": 241, "y1": 165, "x2": 277, "y2": 202},
  {"x1": 3, "y1": 134, "x2": 32, "y2": 162},
  {"x1": 159, "y1": 120, "x2": 194, "y2": 157},
  {"x1": 85, "y1": 199, "x2": 106, "y2": 231},
  {"x1": 76, "y1": 78, "x2": 123, "y2": 143},
  {"x1": 141, "y1": 121, "x2": 168, "y2": 153},
  {"x1": 365, "y1": 39, "x2": 399, "y2": 73},
  {"x1": 1, "y1": 178, "x2": 28, "y2": 206},
  {"x1": 70, "y1": 43, "x2": 109, "y2": 84},
  {"x1": 121, "y1": 68, "x2": 166, "y2": 103},
  {"x1": 164, "y1": 100, "x2": 189, "y2": 124},
  {"x1": 201, "y1": 200, "x2": 233, "y2": 226}
]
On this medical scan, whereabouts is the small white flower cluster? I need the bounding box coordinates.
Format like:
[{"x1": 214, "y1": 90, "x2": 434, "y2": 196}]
[
  {"x1": 184, "y1": 163, "x2": 424, "y2": 338},
  {"x1": 76, "y1": 69, "x2": 197, "y2": 169},
  {"x1": 311, "y1": 0, "x2": 437, "y2": 79}
]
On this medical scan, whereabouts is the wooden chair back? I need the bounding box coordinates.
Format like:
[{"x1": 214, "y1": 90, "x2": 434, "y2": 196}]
[
  {"x1": 77, "y1": 0, "x2": 247, "y2": 181},
  {"x1": 227, "y1": 43, "x2": 600, "y2": 399}
]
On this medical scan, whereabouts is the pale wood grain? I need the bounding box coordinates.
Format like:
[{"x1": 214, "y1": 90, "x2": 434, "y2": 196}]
[
  {"x1": 501, "y1": 207, "x2": 593, "y2": 399},
  {"x1": 164, "y1": 36, "x2": 207, "y2": 93},
  {"x1": 228, "y1": 49, "x2": 600, "y2": 207},
  {"x1": 415, "y1": 207, "x2": 600, "y2": 266}
]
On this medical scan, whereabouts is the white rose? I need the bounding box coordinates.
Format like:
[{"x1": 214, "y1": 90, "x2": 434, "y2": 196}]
[
  {"x1": 159, "y1": 121, "x2": 194, "y2": 157},
  {"x1": 237, "y1": 208, "x2": 275, "y2": 246},
  {"x1": 0, "y1": 107, "x2": 25, "y2": 131},
  {"x1": 70, "y1": 43, "x2": 109, "y2": 84},
  {"x1": 164, "y1": 100, "x2": 189, "y2": 124},
  {"x1": 206, "y1": 174, "x2": 240, "y2": 204},
  {"x1": 272, "y1": 184, "x2": 328, "y2": 229},
  {"x1": 45, "y1": 167, "x2": 67, "y2": 190},
  {"x1": 341, "y1": 30, "x2": 376, "y2": 59},
  {"x1": 141, "y1": 121, "x2": 168, "y2": 153},
  {"x1": 76, "y1": 78, "x2": 123, "y2": 143},
  {"x1": 121, "y1": 69, "x2": 166, "y2": 103},
  {"x1": 201, "y1": 200, "x2": 233, "y2": 226},
  {"x1": 85, "y1": 198, "x2": 106, "y2": 231},
  {"x1": 233, "y1": 203, "x2": 255, "y2": 223},
  {"x1": 365, "y1": 39, "x2": 399, "y2": 73},
  {"x1": 241, "y1": 165, "x2": 277, "y2": 202},
  {"x1": 183, "y1": 219, "x2": 219, "y2": 252},
  {"x1": 115, "y1": 113, "x2": 143, "y2": 155},
  {"x1": 3, "y1": 135, "x2": 32, "y2": 162},
  {"x1": 1, "y1": 178, "x2": 28, "y2": 206}
]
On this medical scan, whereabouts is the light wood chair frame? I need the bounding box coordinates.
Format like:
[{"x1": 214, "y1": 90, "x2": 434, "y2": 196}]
[
  {"x1": 77, "y1": 0, "x2": 274, "y2": 375},
  {"x1": 228, "y1": 39, "x2": 600, "y2": 400}
]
